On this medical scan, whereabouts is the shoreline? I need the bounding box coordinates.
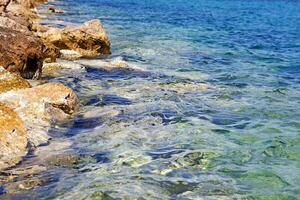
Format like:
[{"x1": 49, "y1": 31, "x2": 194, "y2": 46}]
[{"x1": 0, "y1": 0, "x2": 110, "y2": 171}]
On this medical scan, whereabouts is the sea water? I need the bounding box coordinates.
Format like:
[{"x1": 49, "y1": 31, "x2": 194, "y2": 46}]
[{"x1": 2, "y1": 0, "x2": 300, "y2": 199}]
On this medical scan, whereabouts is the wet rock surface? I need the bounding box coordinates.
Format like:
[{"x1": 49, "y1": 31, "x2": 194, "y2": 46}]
[
  {"x1": 0, "y1": 67, "x2": 31, "y2": 93},
  {"x1": 0, "y1": 103, "x2": 27, "y2": 170},
  {"x1": 0, "y1": 82, "x2": 79, "y2": 147}
]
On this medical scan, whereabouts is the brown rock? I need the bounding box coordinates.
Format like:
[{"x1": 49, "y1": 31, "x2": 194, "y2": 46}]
[
  {"x1": 42, "y1": 19, "x2": 111, "y2": 57},
  {"x1": 0, "y1": 82, "x2": 79, "y2": 147},
  {"x1": 5, "y1": 0, "x2": 38, "y2": 20},
  {"x1": 0, "y1": 103, "x2": 28, "y2": 170},
  {"x1": 0, "y1": 0, "x2": 10, "y2": 12},
  {"x1": 0, "y1": 13, "x2": 33, "y2": 31},
  {"x1": 61, "y1": 19, "x2": 111, "y2": 56},
  {"x1": 41, "y1": 27, "x2": 67, "y2": 49},
  {"x1": 31, "y1": 23, "x2": 49, "y2": 33},
  {"x1": 0, "y1": 15, "x2": 30, "y2": 33},
  {"x1": 0, "y1": 26, "x2": 44, "y2": 79},
  {"x1": 0, "y1": 67, "x2": 31, "y2": 93},
  {"x1": 43, "y1": 41, "x2": 61, "y2": 63}
]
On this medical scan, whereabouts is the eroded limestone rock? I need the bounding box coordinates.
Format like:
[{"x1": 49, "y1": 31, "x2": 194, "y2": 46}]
[
  {"x1": 42, "y1": 19, "x2": 111, "y2": 57},
  {"x1": 0, "y1": 67, "x2": 31, "y2": 93},
  {"x1": 0, "y1": 82, "x2": 80, "y2": 147},
  {"x1": 0, "y1": 26, "x2": 44, "y2": 79},
  {"x1": 61, "y1": 19, "x2": 111, "y2": 56},
  {"x1": 0, "y1": 103, "x2": 28, "y2": 170},
  {"x1": 0, "y1": 15, "x2": 30, "y2": 33}
]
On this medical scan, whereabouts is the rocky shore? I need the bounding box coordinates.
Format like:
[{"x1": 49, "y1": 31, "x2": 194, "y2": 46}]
[{"x1": 0, "y1": 0, "x2": 111, "y2": 170}]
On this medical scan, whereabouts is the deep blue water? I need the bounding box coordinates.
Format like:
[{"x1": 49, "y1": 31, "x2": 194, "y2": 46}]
[{"x1": 3, "y1": 0, "x2": 300, "y2": 199}]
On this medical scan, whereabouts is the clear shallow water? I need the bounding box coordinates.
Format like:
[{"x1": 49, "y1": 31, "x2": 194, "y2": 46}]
[{"x1": 2, "y1": 0, "x2": 300, "y2": 199}]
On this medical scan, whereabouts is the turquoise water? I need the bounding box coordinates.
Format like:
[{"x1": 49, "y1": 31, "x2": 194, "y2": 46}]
[{"x1": 2, "y1": 0, "x2": 300, "y2": 199}]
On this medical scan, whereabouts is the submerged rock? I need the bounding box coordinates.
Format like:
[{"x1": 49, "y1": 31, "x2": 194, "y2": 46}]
[
  {"x1": 43, "y1": 19, "x2": 111, "y2": 57},
  {"x1": 159, "y1": 82, "x2": 210, "y2": 94},
  {"x1": 0, "y1": 26, "x2": 44, "y2": 79},
  {"x1": 44, "y1": 154, "x2": 82, "y2": 167},
  {"x1": 42, "y1": 60, "x2": 86, "y2": 76},
  {"x1": 0, "y1": 103, "x2": 28, "y2": 170},
  {"x1": 76, "y1": 57, "x2": 144, "y2": 71},
  {"x1": 0, "y1": 67, "x2": 31, "y2": 93},
  {"x1": 4, "y1": 176, "x2": 49, "y2": 193},
  {"x1": 85, "y1": 191, "x2": 113, "y2": 200},
  {"x1": 0, "y1": 82, "x2": 79, "y2": 147}
]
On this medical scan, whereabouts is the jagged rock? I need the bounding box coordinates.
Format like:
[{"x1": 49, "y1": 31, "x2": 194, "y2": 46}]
[
  {"x1": 31, "y1": 23, "x2": 50, "y2": 33},
  {"x1": 0, "y1": 16, "x2": 30, "y2": 33},
  {"x1": 61, "y1": 19, "x2": 111, "y2": 56},
  {"x1": 0, "y1": 103, "x2": 28, "y2": 170},
  {"x1": 0, "y1": 67, "x2": 31, "y2": 93},
  {"x1": 0, "y1": 82, "x2": 80, "y2": 147},
  {"x1": 0, "y1": 26, "x2": 44, "y2": 79},
  {"x1": 5, "y1": 1, "x2": 37, "y2": 20},
  {"x1": 43, "y1": 19, "x2": 111, "y2": 57},
  {"x1": 43, "y1": 41, "x2": 61, "y2": 63},
  {"x1": 0, "y1": 0, "x2": 10, "y2": 12},
  {"x1": 41, "y1": 27, "x2": 67, "y2": 49},
  {"x1": 0, "y1": 12, "x2": 33, "y2": 31}
]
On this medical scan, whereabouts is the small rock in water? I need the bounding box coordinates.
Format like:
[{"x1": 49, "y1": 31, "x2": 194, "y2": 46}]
[
  {"x1": 42, "y1": 60, "x2": 85, "y2": 76},
  {"x1": 60, "y1": 49, "x2": 83, "y2": 60},
  {"x1": 159, "y1": 82, "x2": 210, "y2": 94},
  {"x1": 44, "y1": 154, "x2": 82, "y2": 167},
  {"x1": 115, "y1": 151, "x2": 152, "y2": 168},
  {"x1": 4, "y1": 176, "x2": 49, "y2": 194},
  {"x1": 85, "y1": 191, "x2": 113, "y2": 200},
  {"x1": 77, "y1": 57, "x2": 144, "y2": 71},
  {"x1": 42, "y1": 62, "x2": 62, "y2": 76},
  {"x1": 172, "y1": 151, "x2": 220, "y2": 170},
  {"x1": 47, "y1": 6, "x2": 64, "y2": 13}
]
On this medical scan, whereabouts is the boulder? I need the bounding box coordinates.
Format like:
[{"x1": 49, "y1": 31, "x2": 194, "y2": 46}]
[
  {"x1": 0, "y1": 67, "x2": 31, "y2": 93},
  {"x1": 0, "y1": 82, "x2": 79, "y2": 147},
  {"x1": 0, "y1": 15, "x2": 30, "y2": 33},
  {"x1": 0, "y1": 103, "x2": 28, "y2": 170},
  {"x1": 0, "y1": 12, "x2": 33, "y2": 31},
  {"x1": 61, "y1": 19, "x2": 111, "y2": 56},
  {"x1": 5, "y1": 0, "x2": 38, "y2": 20},
  {"x1": 0, "y1": 26, "x2": 44, "y2": 79},
  {"x1": 43, "y1": 19, "x2": 111, "y2": 57},
  {"x1": 43, "y1": 41, "x2": 61, "y2": 63},
  {"x1": 0, "y1": 0, "x2": 10, "y2": 12},
  {"x1": 41, "y1": 27, "x2": 67, "y2": 49}
]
